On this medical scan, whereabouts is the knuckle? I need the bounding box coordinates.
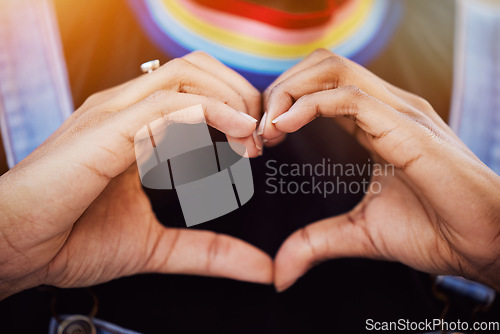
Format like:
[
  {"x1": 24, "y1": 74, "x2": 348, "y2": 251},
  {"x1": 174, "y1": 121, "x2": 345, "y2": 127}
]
[
  {"x1": 262, "y1": 86, "x2": 273, "y2": 101},
  {"x1": 311, "y1": 48, "x2": 331, "y2": 57},
  {"x1": 325, "y1": 54, "x2": 344, "y2": 67},
  {"x1": 248, "y1": 86, "x2": 262, "y2": 102},
  {"x1": 294, "y1": 94, "x2": 320, "y2": 119},
  {"x1": 414, "y1": 95, "x2": 433, "y2": 111},
  {"x1": 295, "y1": 93, "x2": 312, "y2": 107},
  {"x1": 269, "y1": 81, "x2": 286, "y2": 98},
  {"x1": 338, "y1": 86, "x2": 367, "y2": 115},
  {"x1": 300, "y1": 225, "x2": 319, "y2": 258},
  {"x1": 174, "y1": 78, "x2": 190, "y2": 93},
  {"x1": 324, "y1": 55, "x2": 350, "y2": 74},
  {"x1": 202, "y1": 97, "x2": 218, "y2": 118},
  {"x1": 86, "y1": 92, "x2": 100, "y2": 104},
  {"x1": 189, "y1": 50, "x2": 208, "y2": 57},
  {"x1": 204, "y1": 96, "x2": 218, "y2": 105},
  {"x1": 167, "y1": 57, "x2": 190, "y2": 70},
  {"x1": 203, "y1": 96, "x2": 223, "y2": 110},
  {"x1": 235, "y1": 94, "x2": 247, "y2": 110},
  {"x1": 399, "y1": 91, "x2": 434, "y2": 113},
  {"x1": 82, "y1": 91, "x2": 105, "y2": 108},
  {"x1": 186, "y1": 50, "x2": 211, "y2": 60},
  {"x1": 267, "y1": 81, "x2": 295, "y2": 108},
  {"x1": 320, "y1": 56, "x2": 349, "y2": 88},
  {"x1": 165, "y1": 59, "x2": 192, "y2": 87},
  {"x1": 346, "y1": 85, "x2": 367, "y2": 99},
  {"x1": 206, "y1": 233, "x2": 229, "y2": 273}
]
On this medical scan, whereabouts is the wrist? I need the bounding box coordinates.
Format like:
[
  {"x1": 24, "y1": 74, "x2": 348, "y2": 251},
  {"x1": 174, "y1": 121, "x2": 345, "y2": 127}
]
[{"x1": 0, "y1": 278, "x2": 33, "y2": 301}]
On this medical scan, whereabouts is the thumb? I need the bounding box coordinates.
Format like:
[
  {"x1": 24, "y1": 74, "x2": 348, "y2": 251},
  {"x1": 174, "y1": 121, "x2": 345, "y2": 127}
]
[
  {"x1": 140, "y1": 226, "x2": 274, "y2": 284},
  {"x1": 274, "y1": 211, "x2": 379, "y2": 292}
]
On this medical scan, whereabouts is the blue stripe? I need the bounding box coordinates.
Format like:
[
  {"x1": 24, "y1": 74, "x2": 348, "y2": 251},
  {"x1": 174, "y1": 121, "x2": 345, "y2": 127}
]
[
  {"x1": 139, "y1": 0, "x2": 395, "y2": 72},
  {"x1": 351, "y1": 0, "x2": 403, "y2": 64},
  {"x1": 127, "y1": 0, "x2": 401, "y2": 89},
  {"x1": 333, "y1": 0, "x2": 391, "y2": 59}
]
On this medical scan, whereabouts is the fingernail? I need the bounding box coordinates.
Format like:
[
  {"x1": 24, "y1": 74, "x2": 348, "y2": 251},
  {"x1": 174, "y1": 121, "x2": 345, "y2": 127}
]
[
  {"x1": 239, "y1": 111, "x2": 258, "y2": 123},
  {"x1": 263, "y1": 139, "x2": 268, "y2": 144},
  {"x1": 257, "y1": 112, "x2": 267, "y2": 135},
  {"x1": 258, "y1": 150, "x2": 263, "y2": 156},
  {"x1": 272, "y1": 112, "x2": 287, "y2": 124},
  {"x1": 253, "y1": 130, "x2": 263, "y2": 150}
]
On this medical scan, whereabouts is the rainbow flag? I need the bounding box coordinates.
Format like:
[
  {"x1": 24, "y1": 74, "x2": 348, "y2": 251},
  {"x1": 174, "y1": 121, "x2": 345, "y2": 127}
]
[{"x1": 128, "y1": 0, "x2": 402, "y2": 90}]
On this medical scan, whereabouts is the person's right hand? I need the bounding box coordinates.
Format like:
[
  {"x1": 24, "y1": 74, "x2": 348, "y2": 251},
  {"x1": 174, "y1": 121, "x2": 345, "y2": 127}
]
[
  {"x1": 263, "y1": 49, "x2": 500, "y2": 292},
  {"x1": 0, "y1": 51, "x2": 271, "y2": 300}
]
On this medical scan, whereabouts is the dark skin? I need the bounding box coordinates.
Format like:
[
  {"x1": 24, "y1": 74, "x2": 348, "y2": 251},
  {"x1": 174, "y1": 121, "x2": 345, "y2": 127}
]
[
  {"x1": 0, "y1": 0, "x2": 339, "y2": 175},
  {"x1": 261, "y1": 49, "x2": 500, "y2": 291},
  {"x1": 2, "y1": 1, "x2": 499, "y2": 299},
  {"x1": 0, "y1": 0, "x2": 342, "y2": 204},
  {"x1": 0, "y1": 52, "x2": 271, "y2": 300}
]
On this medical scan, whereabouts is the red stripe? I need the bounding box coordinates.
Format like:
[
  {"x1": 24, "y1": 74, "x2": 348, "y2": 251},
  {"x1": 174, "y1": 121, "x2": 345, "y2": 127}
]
[{"x1": 192, "y1": 0, "x2": 347, "y2": 29}]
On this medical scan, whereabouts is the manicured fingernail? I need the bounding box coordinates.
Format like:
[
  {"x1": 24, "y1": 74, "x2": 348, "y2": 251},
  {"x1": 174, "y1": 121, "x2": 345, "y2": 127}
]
[
  {"x1": 272, "y1": 112, "x2": 287, "y2": 124},
  {"x1": 253, "y1": 130, "x2": 263, "y2": 150},
  {"x1": 263, "y1": 139, "x2": 268, "y2": 144},
  {"x1": 257, "y1": 112, "x2": 267, "y2": 135},
  {"x1": 239, "y1": 111, "x2": 258, "y2": 123}
]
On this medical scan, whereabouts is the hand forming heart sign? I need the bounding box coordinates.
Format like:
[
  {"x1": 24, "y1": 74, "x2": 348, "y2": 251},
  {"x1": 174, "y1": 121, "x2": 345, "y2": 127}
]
[{"x1": 0, "y1": 50, "x2": 498, "y2": 300}]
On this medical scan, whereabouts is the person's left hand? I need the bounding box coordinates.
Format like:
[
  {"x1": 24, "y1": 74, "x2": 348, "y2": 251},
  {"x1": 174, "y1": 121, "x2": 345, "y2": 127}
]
[
  {"x1": 0, "y1": 52, "x2": 271, "y2": 299},
  {"x1": 261, "y1": 49, "x2": 500, "y2": 292}
]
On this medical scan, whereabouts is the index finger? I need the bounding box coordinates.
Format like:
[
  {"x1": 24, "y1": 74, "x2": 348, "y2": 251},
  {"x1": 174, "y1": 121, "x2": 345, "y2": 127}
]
[
  {"x1": 263, "y1": 48, "x2": 333, "y2": 105},
  {"x1": 262, "y1": 53, "x2": 401, "y2": 140},
  {"x1": 183, "y1": 51, "x2": 262, "y2": 120},
  {"x1": 183, "y1": 51, "x2": 263, "y2": 155}
]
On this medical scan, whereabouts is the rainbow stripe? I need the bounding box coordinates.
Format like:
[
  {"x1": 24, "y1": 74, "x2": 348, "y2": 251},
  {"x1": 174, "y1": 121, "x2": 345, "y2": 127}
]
[{"x1": 128, "y1": 0, "x2": 402, "y2": 90}]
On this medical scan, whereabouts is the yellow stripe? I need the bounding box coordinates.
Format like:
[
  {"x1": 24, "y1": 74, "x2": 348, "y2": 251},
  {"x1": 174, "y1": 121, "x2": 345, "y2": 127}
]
[{"x1": 161, "y1": 0, "x2": 373, "y2": 58}]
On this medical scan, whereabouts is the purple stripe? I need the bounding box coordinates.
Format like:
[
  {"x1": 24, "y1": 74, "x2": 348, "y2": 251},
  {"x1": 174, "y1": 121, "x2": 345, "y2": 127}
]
[
  {"x1": 351, "y1": 0, "x2": 402, "y2": 64},
  {"x1": 127, "y1": 0, "x2": 401, "y2": 90}
]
